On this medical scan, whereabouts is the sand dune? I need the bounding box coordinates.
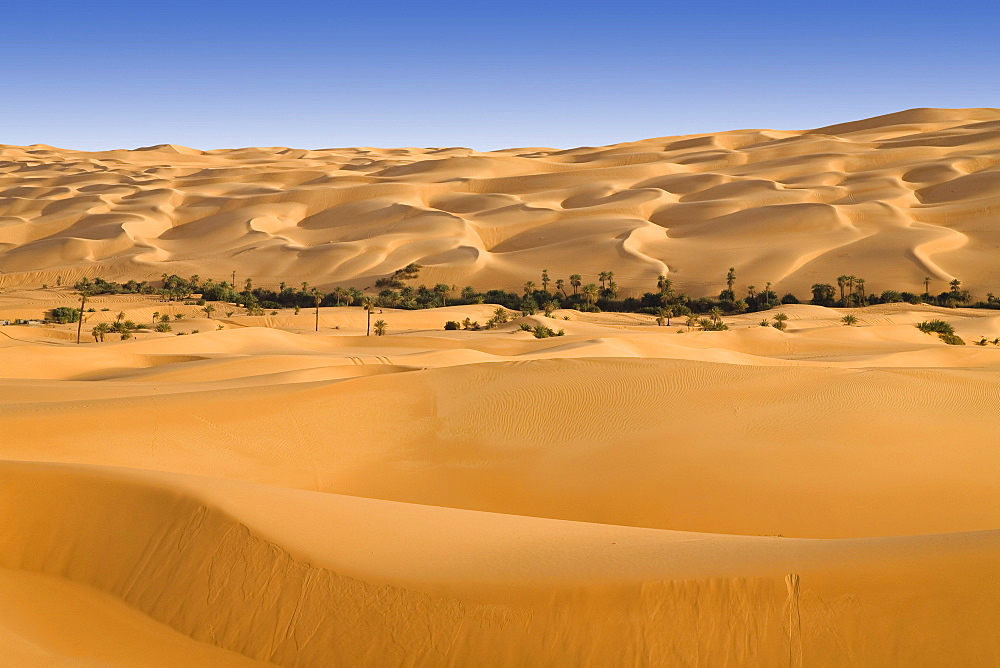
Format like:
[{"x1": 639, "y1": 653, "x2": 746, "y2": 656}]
[
  {"x1": 1, "y1": 291, "x2": 998, "y2": 664},
  {"x1": 2, "y1": 108, "x2": 1000, "y2": 297},
  {"x1": 2, "y1": 109, "x2": 1000, "y2": 666}
]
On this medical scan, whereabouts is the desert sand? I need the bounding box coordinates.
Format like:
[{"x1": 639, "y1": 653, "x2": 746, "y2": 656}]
[
  {"x1": 1, "y1": 107, "x2": 1000, "y2": 297},
  {"x1": 1, "y1": 109, "x2": 999, "y2": 666}
]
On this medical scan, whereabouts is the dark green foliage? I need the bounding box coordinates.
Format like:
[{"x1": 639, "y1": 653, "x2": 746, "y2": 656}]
[
  {"x1": 916, "y1": 320, "x2": 964, "y2": 345},
  {"x1": 49, "y1": 307, "x2": 80, "y2": 323},
  {"x1": 374, "y1": 263, "x2": 421, "y2": 289},
  {"x1": 916, "y1": 320, "x2": 955, "y2": 335},
  {"x1": 443, "y1": 321, "x2": 461, "y2": 330},
  {"x1": 519, "y1": 322, "x2": 564, "y2": 338}
]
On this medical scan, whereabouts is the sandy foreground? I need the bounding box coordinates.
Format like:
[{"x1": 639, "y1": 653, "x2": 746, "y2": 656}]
[{"x1": 0, "y1": 289, "x2": 997, "y2": 666}]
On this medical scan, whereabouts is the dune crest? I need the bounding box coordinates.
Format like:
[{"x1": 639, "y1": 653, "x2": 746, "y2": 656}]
[{"x1": 2, "y1": 108, "x2": 1000, "y2": 296}]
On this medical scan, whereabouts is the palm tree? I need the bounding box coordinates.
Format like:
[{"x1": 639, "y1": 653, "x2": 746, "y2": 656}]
[
  {"x1": 709, "y1": 306, "x2": 723, "y2": 325},
  {"x1": 543, "y1": 300, "x2": 559, "y2": 317},
  {"x1": 362, "y1": 296, "x2": 376, "y2": 336},
  {"x1": 842, "y1": 314, "x2": 858, "y2": 326},
  {"x1": 598, "y1": 272, "x2": 609, "y2": 289},
  {"x1": 856, "y1": 278, "x2": 866, "y2": 305},
  {"x1": 763, "y1": 281, "x2": 772, "y2": 308},
  {"x1": 202, "y1": 304, "x2": 215, "y2": 318},
  {"x1": 555, "y1": 279, "x2": 566, "y2": 298},
  {"x1": 747, "y1": 285, "x2": 756, "y2": 306},
  {"x1": 949, "y1": 278, "x2": 962, "y2": 294},
  {"x1": 152, "y1": 311, "x2": 159, "y2": 327},
  {"x1": 311, "y1": 288, "x2": 322, "y2": 331},
  {"x1": 76, "y1": 289, "x2": 91, "y2": 344},
  {"x1": 434, "y1": 283, "x2": 451, "y2": 306},
  {"x1": 923, "y1": 276, "x2": 931, "y2": 295},
  {"x1": 837, "y1": 275, "x2": 848, "y2": 303},
  {"x1": 773, "y1": 312, "x2": 788, "y2": 331},
  {"x1": 373, "y1": 319, "x2": 387, "y2": 336},
  {"x1": 333, "y1": 286, "x2": 347, "y2": 306},
  {"x1": 523, "y1": 280, "x2": 536, "y2": 296},
  {"x1": 91, "y1": 323, "x2": 109, "y2": 342},
  {"x1": 726, "y1": 267, "x2": 736, "y2": 293},
  {"x1": 654, "y1": 307, "x2": 674, "y2": 326},
  {"x1": 685, "y1": 314, "x2": 699, "y2": 331},
  {"x1": 569, "y1": 274, "x2": 582, "y2": 295},
  {"x1": 541, "y1": 269, "x2": 550, "y2": 293},
  {"x1": 493, "y1": 307, "x2": 509, "y2": 323},
  {"x1": 582, "y1": 283, "x2": 599, "y2": 305}
]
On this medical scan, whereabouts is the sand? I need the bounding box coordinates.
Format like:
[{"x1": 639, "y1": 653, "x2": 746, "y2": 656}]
[
  {"x1": 0, "y1": 288, "x2": 998, "y2": 665},
  {"x1": 1, "y1": 107, "x2": 1000, "y2": 297},
  {"x1": 1, "y1": 109, "x2": 999, "y2": 665}
]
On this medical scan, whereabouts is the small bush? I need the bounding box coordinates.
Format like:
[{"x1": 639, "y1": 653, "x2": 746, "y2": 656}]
[
  {"x1": 916, "y1": 320, "x2": 963, "y2": 345},
  {"x1": 49, "y1": 307, "x2": 80, "y2": 323},
  {"x1": 527, "y1": 324, "x2": 565, "y2": 339},
  {"x1": 916, "y1": 320, "x2": 954, "y2": 335},
  {"x1": 155, "y1": 322, "x2": 172, "y2": 332},
  {"x1": 780, "y1": 293, "x2": 799, "y2": 304},
  {"x1": 444, "y1": 321, "x2": 461, "y2": 330}
]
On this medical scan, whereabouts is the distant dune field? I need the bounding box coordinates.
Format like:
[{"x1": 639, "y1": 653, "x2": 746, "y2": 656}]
[{"x1": 2, "y1": 107, "x2": 1000, "y2": 297}]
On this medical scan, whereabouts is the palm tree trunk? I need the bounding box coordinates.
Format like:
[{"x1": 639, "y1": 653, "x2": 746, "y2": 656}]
[
  {"x1": 367, "y1": 308, "x2": 372, "y2": 336},
  {"x1": 76, "y1": 293, "x2": 87, "y2": 344},
  {"x1": 315, "y1": 305, "x2": 319, "y2": 332}
]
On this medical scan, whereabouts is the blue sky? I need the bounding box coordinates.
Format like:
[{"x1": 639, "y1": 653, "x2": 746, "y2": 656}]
[{"x1": 4, "y1": 0, "x2": 997, "y2": 151}]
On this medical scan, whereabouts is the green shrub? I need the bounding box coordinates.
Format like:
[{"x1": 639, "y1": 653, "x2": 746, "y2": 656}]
[
  {"x1": 528, "y1": 324, "x2": 565, "y2": 339},
  {"x1": 916, "y1": 320, "x2": 955, "y2": 335},
  {"x1": 444, "y1": 321, "x2": 461, "y2": 330},
  {"x1": 49, "y1": 307, "x2": 80, "y2": 323},
  {"x1": 916, "y1": 320, "x2": 963, "y2": 345},
  {"x1": 939, "y1": 333, "x2": 965, "y2": 345}
]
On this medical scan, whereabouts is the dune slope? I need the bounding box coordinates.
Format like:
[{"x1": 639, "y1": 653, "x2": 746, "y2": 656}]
[{"x1": 2, "y1": 108, "x2": 1000, "y2": 296}]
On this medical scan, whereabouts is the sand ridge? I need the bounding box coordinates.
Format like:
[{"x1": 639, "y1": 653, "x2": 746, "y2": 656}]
[
  {"x1": 2, "y1": 108, "x2": 1000, "y2": 297},
  {"x1": 2, "y1": 107, "x2": 1000, "y2": 665},
  {"x1": 1, "y1": 286, "x2": 999, "y2": 664}
]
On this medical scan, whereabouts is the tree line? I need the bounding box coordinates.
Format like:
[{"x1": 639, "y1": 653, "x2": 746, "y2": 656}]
[{"x1": 68, "y1": 265, "x2": 999, "y2": 323}]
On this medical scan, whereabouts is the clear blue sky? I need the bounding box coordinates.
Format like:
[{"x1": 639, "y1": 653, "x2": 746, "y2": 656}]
[{"x1": 4, "y1": 0, "x2": 997, "y2": 151}]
